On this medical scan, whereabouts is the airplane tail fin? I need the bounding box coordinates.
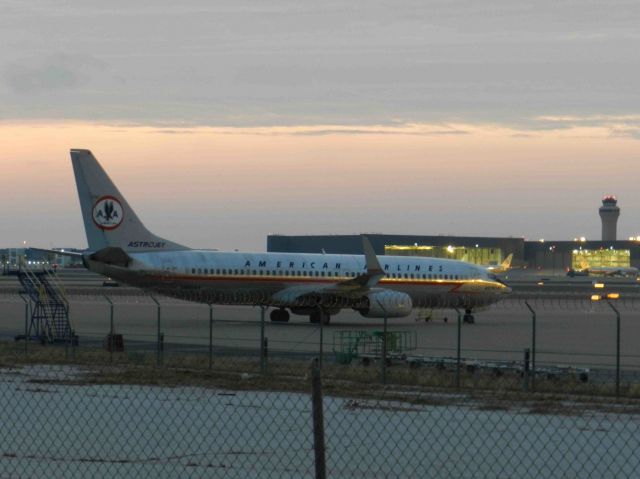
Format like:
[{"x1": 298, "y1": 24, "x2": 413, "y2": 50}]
[
  {"x1": 500, "y1": 253, "x2": 513, "y2": 269},
  {"x1": 71, "y1": 149, "x2": 189, "y2": 253}
]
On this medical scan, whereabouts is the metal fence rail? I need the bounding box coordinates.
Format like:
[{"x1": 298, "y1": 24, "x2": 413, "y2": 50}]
[
  {"x1": 0, "y1": 346, "x2": 638, "y2": 478},
  {"x1": 1, "y1": 293, "x2": 640, "y2": 477}
]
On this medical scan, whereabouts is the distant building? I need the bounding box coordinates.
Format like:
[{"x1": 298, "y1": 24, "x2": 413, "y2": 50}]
[{"x1": 0, "y1": 247, "x2": 84, "y2": 271}]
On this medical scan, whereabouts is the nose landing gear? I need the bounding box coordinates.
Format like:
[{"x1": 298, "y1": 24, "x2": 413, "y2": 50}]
[{"x1": 463, "y1": 308, "x2": 475, "y2": 324}]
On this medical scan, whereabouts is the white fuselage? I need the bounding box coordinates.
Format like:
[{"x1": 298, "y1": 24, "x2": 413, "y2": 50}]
[{"x1": 89, "y1": 250, "x2": 510, "y2": 311}]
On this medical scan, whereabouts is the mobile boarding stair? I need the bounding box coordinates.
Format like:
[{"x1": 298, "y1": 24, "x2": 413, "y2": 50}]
[{"x1": 14, "y1": 264, "x2": 75, "y2": 344}]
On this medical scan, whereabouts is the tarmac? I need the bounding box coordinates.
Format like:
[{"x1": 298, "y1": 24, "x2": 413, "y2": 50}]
[{"x1": 1, "y1": 269, "x2": 639, "y2": 371}]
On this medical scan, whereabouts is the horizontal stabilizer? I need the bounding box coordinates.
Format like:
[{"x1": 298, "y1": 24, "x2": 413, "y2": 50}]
[
  {"x1": 89, "y1": 246, "x2": 132, "y2": 266},
  {"x1": 28, "y1": 247, "x2": 84, "y2": 258}
]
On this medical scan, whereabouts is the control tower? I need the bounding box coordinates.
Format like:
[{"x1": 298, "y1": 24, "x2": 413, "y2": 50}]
[{"x1": 599, "y1": 196, "x2": 620, "y2": 241}]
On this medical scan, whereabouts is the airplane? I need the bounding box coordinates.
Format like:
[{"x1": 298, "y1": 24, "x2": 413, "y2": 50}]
[
  {"x1": 566, "y1": 257, "x2": 639, "y2": 278},
  {"x1": 567, "y1": 265, "x2": 639, "y2": 278},
  {"x1": 460, "y1": 253, "x2": 513, "y2": 274},
  {"x1": 486, "y1": 253, "x2": 513, "y2": 274},
  {"x1": 38, "y1": 149, "x2": 511, "y2": 325}
]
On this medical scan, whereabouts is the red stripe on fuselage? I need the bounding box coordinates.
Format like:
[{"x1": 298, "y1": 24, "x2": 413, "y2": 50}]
[{"x1": 145, "y1": 273, "x2": 499, "y2": 290}]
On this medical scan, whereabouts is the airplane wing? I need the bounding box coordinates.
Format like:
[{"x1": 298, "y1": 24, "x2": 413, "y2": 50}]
[{"x1": 271, "y1": 236, "x2": 385, "y2": 305}]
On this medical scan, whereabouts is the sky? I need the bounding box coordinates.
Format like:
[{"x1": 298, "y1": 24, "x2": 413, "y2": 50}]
[{"x1": 2, "y1": 1, "x2": 640, "y2": 251}]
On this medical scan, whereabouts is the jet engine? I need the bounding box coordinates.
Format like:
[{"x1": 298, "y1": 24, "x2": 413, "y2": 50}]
[{"x1": 357, "y1": 290, "x2": 413, "y2": 318}]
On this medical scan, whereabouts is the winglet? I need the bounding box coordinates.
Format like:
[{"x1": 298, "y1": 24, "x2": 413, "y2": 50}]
[{"x1": 362, "y1": 235, "x2": 383, "y2": 274}]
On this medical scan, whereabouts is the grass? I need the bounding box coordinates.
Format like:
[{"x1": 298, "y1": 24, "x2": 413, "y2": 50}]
[{"x1": 1, "y1": 341, "x2": 639, "y2": 415}]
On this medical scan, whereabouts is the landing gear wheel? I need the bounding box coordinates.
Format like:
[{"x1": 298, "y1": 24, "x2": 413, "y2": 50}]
[
  {"x1": 309, "y1": 311, "x2": 331, "y2": 325},
  {"x1": 270, "y1": 308, "x2": 290, "y2": 322},
  {"x1": 463, "y1": 309, "x2": 475, "y2": 324}
]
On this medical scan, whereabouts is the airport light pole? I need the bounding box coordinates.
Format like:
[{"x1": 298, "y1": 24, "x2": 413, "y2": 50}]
[
  {"x1": 525, "y1": 301, "x2": 537, "y2": 391},
  {"x1": 606, "y1": 301, "x2": 621, "y2": 398}
]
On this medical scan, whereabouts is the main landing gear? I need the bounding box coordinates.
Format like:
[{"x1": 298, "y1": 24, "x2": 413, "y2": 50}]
[
  {"x1": 463, "y1": 308, "x2": 475, "y2": 324},
  {"x1": 270, "y1": 308, "x2": 290, "y2": 323},
  {"x1": 309, "y1": 310, "x2": 331, "y2": 325}
]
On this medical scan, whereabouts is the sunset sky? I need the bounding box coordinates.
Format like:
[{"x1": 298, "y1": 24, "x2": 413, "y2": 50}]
[{"x1": 2, "y1": 2, "x2": 640, "y2": 251}]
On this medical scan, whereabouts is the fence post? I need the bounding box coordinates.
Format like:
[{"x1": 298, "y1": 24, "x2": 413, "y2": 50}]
[
  {"x1": 453, "y1": 307, "x2": 461, "y2": 388},
  {"x1": 208, "y1": 303, "x2": 213, "y2": 370},
  {"x1": 318, "y1": 306, "x2": 324, "y2": 371},
  {"x1": 104, "y1": 295, "x2": 114, "y2": 363},
  {"x1": 310, "y1": 358, "x2": 326, "y2": 479},
  {"x1": 524, "y1": 301, "x2": 537, "y2": 391},
  {"x1": 523, "y1": 348, "x2": 530, "y2": 391},
  {"x1": 607, "y1": 301, "x2": 621, "y2": 398},
  {"x1": 19, "y1": 294, "x2": 29, "y2": 357},
  {"x1": 376, "y1": 299, "x2": 388, "y2": 385},
  {"x1": 260, "y1": 306, "x2": 267, "y2": 373},
  {"x1": 151, "y1": 296, "x2": 162, "y2": 367}
]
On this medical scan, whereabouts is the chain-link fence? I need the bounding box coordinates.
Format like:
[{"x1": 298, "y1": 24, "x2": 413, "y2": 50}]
[{"x1": 1, "y1": 292, "x2": 639, "y2": 477}]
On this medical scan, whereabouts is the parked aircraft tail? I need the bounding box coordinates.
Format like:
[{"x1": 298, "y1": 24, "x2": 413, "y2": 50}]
[
  {"x1": 71, "y1": 149, "x2": 188, "y2": 253},
  {"x1": 500, "y1": 253, "x2": 513, "y2": 270}
]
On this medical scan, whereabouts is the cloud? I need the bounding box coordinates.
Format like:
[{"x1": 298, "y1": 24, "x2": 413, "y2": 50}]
[
  {"x1": 290, "y1": 128, "x2": 470, "y2": 137},
  {"x1": 3, "y1": 54, "x2": 105, "y2": 94}
]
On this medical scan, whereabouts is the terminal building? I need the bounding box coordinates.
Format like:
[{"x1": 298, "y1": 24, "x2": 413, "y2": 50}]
[
  {"x1": 267, "y1": 196, "x2": 640, "y2": 273},
  {"x1": 267, "y1": 235, "x2": 640, "y2": 272}
]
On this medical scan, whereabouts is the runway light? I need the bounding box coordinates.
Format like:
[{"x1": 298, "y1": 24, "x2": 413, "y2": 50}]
[
  {"x1": 591, "y1": 294, "x2": 601, "y2": 301},
  {"x1": 607, "y1": 293, "x2": 620, "y2": 299},
  {"x1": 594, "y1": 282, "x2": 605, "y2": 289}
]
